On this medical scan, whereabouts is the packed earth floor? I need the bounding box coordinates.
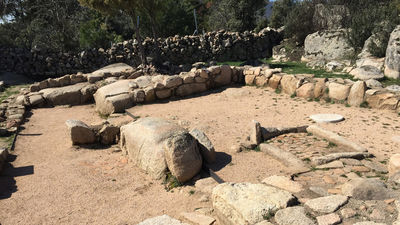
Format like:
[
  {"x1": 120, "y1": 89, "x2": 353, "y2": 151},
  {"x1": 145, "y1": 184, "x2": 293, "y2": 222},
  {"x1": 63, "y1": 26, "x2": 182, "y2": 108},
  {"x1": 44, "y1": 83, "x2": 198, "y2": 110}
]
[{"x1": 0, "y1": 85, "x2": 399, "y2": 224}]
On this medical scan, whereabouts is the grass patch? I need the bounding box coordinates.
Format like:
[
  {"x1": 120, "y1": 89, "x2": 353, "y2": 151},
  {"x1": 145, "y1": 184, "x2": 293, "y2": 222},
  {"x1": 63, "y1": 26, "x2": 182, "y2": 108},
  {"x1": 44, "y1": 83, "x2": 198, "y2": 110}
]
[
  {"x1": 263, "y1": 58, "x2": 355, "y2": 80},
  {"x1": 253, "y1": 146, "x2": 261, "y2": 152},
  {"x1": 164, "y1": 172, "x2": 182, "y2": 191},
  {"x1": 360, "y1": 101, "x2": 369, "y2": 108},
  {"x1": 0, "y1": 133, "x2": 16, "y2": 150},
  {"x1": 380, "y1": 77, "x2": 400, "y2": 86},
  {"x1": 275, "y1": 88, "x2": 282, "y2": 94},
  {"x1": 290, "y1": 93, "x2": 296, "y2": 98},
  {"x1": 327, "y1": 142, "x2": 337, "y2": 148},
  {"x1": 0, "y1": 85, "x2": 26, "y2": 103},
  {"x1": 189, "y1": 190, "x2": 195, "y2": 195}
]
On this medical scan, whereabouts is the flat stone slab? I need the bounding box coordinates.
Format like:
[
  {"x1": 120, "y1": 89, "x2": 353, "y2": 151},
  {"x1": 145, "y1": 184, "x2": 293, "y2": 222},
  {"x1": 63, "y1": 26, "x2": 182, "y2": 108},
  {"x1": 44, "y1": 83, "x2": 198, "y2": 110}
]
[
  {"x1": 309, "y1": 114, "x2": 344, "y2": 123},
  {"x1": 262, "y1": 175, "x2": 304, "y2": 193},
  {"x1": 138, "y1": 215, "x2": 188, "y2": 225},
  {"x1": 275, "y1": 206, "x2": 315, "y2": 225},
  {"x1": 305, "y1": 195, "x2": 349, "y2": 213}
]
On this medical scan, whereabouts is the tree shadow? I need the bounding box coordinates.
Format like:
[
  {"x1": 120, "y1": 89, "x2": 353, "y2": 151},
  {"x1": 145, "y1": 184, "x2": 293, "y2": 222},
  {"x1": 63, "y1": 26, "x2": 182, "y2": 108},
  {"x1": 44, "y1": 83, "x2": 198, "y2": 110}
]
[{"x1": 0, "y1": 154, "x2": 34, "y2": 199}]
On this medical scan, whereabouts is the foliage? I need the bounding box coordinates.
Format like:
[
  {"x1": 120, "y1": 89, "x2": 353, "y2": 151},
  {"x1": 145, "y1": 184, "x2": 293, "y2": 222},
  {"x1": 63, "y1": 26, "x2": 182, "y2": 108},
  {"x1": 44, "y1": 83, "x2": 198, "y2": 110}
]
[
  {"x1": 284, "y1": 1, "x2": 315, "y2": 45},
  {"x1": 207, "y1": 0, "x2": 268, "y2": 32},
  {"x1": 269, "y1": 0, "x2": 296, "y2": 29}
]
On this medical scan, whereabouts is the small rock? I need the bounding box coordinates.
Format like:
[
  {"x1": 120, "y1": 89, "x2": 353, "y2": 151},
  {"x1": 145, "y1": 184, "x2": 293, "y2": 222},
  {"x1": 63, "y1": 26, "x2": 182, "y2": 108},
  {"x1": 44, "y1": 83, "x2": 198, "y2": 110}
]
[
  {"x1": 340, "y1": 208, "x2": 356, "y2": 218},
  {"x1": 369, "y1": 209, "x2": 385, "y2": 221},
  {"x1": 365, "y1": 79, "x2": 383, "y2": 89},
  {"x1": 138, "y1": 215, "x2": 188, "y2": 225},
  {"x1": 341, "y1": 158, "x2": 363, "y2": 166},
  {"x1": 389, "y1": 154, "x2": 400, "y2": 175},
  {"x1": 249, "y1": 120, "x2": 262, "y2": 145},
  {"x1": 180, "y1": 212, "x2": 215, "y2": 225},
  {"x1": 274, "y1": 206, "x2": 315, "y2": 225},
  {"x1": 65, "y1": 120, "x2": 96, "y2": 145},
  {"x1": 262, "y1": 175, "x2": 304, "y2": 193},
  {"x1": 316, "y1": 213, "x2": 341, "y2": 225},
  {"x1": 341, "y1": 178, "x2": 392, "y2": 200},
  {"x1": 323, "y1": 175, "x2": 336, "y2": 184},
  {"x1": 362, "y1": 160, "x2": 388, "y2": 173},
  {"x1": 305, "y1": 195, "x2": 348, "y2": 213},
  {"x1": 309, "y1": 186, "x2": 329, "y2": 197},
  {"x1": 195, "y1": 177, "x2": 218, "y2": 194},
  {"x1": 190, "y1": 128, "x2": 216, "y2": 164}
]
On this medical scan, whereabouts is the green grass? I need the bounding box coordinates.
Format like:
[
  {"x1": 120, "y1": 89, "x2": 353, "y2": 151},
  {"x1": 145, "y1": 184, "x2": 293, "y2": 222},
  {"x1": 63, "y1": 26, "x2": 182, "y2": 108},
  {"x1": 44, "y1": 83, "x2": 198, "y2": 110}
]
[
  {"x1": 0, "y1": 133, "x2": 16, "y2": 150},
  {"x1": 0, "y1": 85, "x2": 25, "y2": 103},
  {"x1": 163, "y1": 172, "x2": 182, "y2": 191},
  {"x1": 327, "y1": 142, "x2": 337, "y2": 148},
  {"x1": 275, "y1": 88, "x2": 282, "y2": 94}
]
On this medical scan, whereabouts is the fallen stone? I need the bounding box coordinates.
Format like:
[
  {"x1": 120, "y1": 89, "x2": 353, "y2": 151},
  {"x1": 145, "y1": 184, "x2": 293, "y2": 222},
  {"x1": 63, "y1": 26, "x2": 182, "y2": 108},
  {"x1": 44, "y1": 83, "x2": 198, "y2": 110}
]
[
  {"x1": 260, "y1": 144, "x2": 309, "y2": 174},
  {"x1": 341, "y1": 178, "x2": 392, "y2": 200},
  {"x1": 316, "y1": 161, "x2": 344, "y2": 169},
  {"x1": 312, "y1": 152, "x2": 371, "y2": 165},
  {"x1": 190, "y1": 128, "x2": 216, "y2": 164},
  {"x1": 268, "y1": 74, "x2": 282, "y2": 89},
  {"x1": 365, "y1": 91, "x2": 399, "y2": 110},
  {"x1": 262, "y1": 175, "x2": 304, "y2": 193},
  {"x1": 365, "y1": 79, "x2": 383, "y2": 89},
  {"x1": 309, "y1": 114, "x2": 344, "y2": 123},
  {"x1": 212, "y1": 182, "x2": 296, "y2": 225},
  {"x1": 138, "y1": 215, "x2": 188, "y2": 225},
  {"x1": 314, "y1": 78, "x2": 327, "y2": 98},
  {"x1": 309, "y1": 186, "x2": 329, "y2": 197},
  {"x1": 180, "y1": 212, "x2": 215, "y2": 225},
  {"x1": 120, "y1": 117, "x2": 202, "y2": 182},
  {"x1": 94, "y1": 80, "x2": 133, "y2": 116},
  {"x1": 91, "y1": 63, "x2": 133, "y2": 78},
  {"x1": 214, "y1": 65, "x2": 232, "y2": 87},
  {"x1": 99, "y1": 124, "x2": 120, "y2": 145},
  {"x1": 281, "y1": 75, "x2": 302, "y2": 95},
  {"x1": 307, "y1": 125, "x2": 367, "y2": 153},
  {"x1": 304, "y1": 195, "x2": 348, "y2": 214},
  {"x1": 274, "y1": 206, "x2": 315, "y2": 225},
  {"x1": 296, "y1": 83, "x2": 315, "y2": 99},
  {"x1": 65, "y1": 120, "x2": 96, "y2": 145},
  {"x1": 340, "y1": 158, "x2": 363, "y2": 166},
  {"x1": 176, "y1": 83, "x2": 207, "y2": 97},
  {"x1": 195, "y1": 177, "x2": 218, "y2": 194},
  {"x1": 389, "y1": 154, "x2": 400, "y2": 175},
  {"x1": 249, "y1": 120, "x2": 262, "y2": 145},
  {"x1": 362, "y1": 160, "x2": 387, "y2": 173},
  {"x1": 348, "y1": 81, "x2": 366, "y2": 106},
  {"x1": 350, "y1": 66, "x2": 385, "y2": 80},
  {"x1": 316, "y1": 213, "x2": 341, "y2": 225}
]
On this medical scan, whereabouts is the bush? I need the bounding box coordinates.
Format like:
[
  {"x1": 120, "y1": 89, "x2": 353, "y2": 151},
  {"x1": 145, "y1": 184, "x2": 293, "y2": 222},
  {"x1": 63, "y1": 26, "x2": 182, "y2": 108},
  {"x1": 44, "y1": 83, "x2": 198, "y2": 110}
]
[{"x1": 284, "y1": 1, "x2": 315, "y2": 45}]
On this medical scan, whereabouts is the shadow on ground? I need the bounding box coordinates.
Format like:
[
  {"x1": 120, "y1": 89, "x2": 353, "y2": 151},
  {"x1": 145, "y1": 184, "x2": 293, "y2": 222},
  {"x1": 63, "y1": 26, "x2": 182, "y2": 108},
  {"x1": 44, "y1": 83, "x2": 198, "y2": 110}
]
[{"x1": 0, "y1": 154, "x2": 34, "y2": 199}]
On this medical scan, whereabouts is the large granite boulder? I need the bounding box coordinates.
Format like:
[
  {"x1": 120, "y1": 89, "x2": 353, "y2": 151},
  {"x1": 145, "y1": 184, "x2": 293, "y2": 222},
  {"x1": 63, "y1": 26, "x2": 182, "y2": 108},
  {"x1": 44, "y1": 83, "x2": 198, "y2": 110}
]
[
  {"x1": 65, "y1": 120, "x2": 96, "y2": 145},
  {"x1": 120, "y1": 117, "x2": 202, "y2": 182},
  {"x1": 94, "y1": 80, "x2": 133, "y2": 116},
  {"x1": 303, "y1": 29, "x2": 354, "y2": 62},
  {"x1": 385, "y1": 25, "x2": 400, "y2": 79},
  {"x1": 212, "y1": 182, "x2": 296, "y2": 225},
  {"x1": 40, "y1": 83, "x2": 88, "y2": 106},
  {"x1": 88, "y1": 63, "x2": 134, "y2": 83}
]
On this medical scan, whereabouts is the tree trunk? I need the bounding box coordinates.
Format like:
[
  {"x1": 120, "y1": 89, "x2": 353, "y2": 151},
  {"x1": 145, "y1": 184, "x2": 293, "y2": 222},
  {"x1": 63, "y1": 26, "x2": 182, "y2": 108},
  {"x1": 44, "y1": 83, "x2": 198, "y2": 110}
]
[{"x1": 129, "y1": 11, "x2": 147, "y2": 65}]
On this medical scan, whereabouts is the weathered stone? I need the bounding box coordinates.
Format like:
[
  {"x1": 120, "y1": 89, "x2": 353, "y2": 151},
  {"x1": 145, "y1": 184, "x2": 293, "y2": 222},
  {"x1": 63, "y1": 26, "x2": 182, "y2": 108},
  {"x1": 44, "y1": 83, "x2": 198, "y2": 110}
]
[
  {"x1": 144, "y1": 87, "x2": 156, "y2": 103},
  {"x1": 94, "y1": 80, "x2": 133, "y2": 115},
  {"x1": 248, "y1": 120, "x2": 262, "y2": 146},
  {"x1": 138, "y1": 215, "x2": 188, "y2": 225},
  {"x1": 40, "y1": 83, "x2": 88, "y2": 106},
  {"x1": 350, "y1": 66, "x2": 384, "y2": 81},
  {"x1": 163, "y1": 75, "x2": 183, "y2": 89},
  {"x1": 303, "y1": 29, "x2": 354, "y2": 62},
  {"x1": 212, "y1": 182, "x2": 296, "y2": 225},
  {"x1": 28, "y1": 94, "x2": 45, "y2": 107},
  {"x1": 348, "y1": 81, "x2": 366, "y2": 106},
  {"x1": 316, "y1": 213, "x2": 341, "y2": 225},
  {"x1": 340, "y1": 208, "x2": 356, "y2": 219},
  {"x1": 353, "y1": 222, "x2": 386, "y2": 225},
  {"x1": 255, "y1": 76, "x2": 268, "y2": 87},
  {"x1": 341, "y1": 178, "x2": 392, "y2": 200},
  {"x1": 180, "y1": 212, "x2": 215, "y2": 225},
  {"x1": 314, "y1": 78, "x2": 327, "y2": 98},
  {"x1": 156, "y1": 89, "x2": 173, "y2": 99},
  {"x1": 245, "y1": 75, "x2": 256, "y2": 85},
  {"x1": 389, "y1": 154, "x2": 400, "y2": 175},
  {"x1": 176, "y1": 83, "x2": 207, "y2": 97},
  {"x1": 386, "y1": 85, "x2": 400, "y2": 93},
  {"x1": 309, "y1": 114, "x2": 344, "y2": 123},
  {"x1": 316, "y1": 161, "x2": 344, "y2": 169},
  {"x1": 385, "y1": 25, "x2": 400, "y2": 79},
  {"x1": 65, "y1": 120, "x2": 96, "y2": 145},
  {"x1": 120, "y1": 118, "x2": 202, "y2": 182},
  {"x1": 365, "y1": 91, "x2": 399, "y2": 110},
  {"x1": 304, "y1": 195, "x2": 348, "y2": 214},
  {"x1": 328, "y1": 82, "x2": 351, "y2": 101},
  {"x1": 262, "y1": 175, "x2": 304, "y2": 193},
  {"x1": 134, "y1": 76, "x2": 153, "y2": 88},
  {"x1": 275, "y1": 206, "x2": 315, "y2": 225},
  {"x1": 260, "y1": 144, "x2": 309, "y2": 174},
  {"x1": 362, "y1": 160, "x2": 387, "y2": 173},
  {"x1": 214, "y1": 65, "x2": 232, "y2": 87},
  {"x1": 195, "y1": 177, "x2": 218, "y2": 194},
  {"x1": 296, "y1": 83, "x2": 315, "y2": 99},
  {"x1": 281, "y1": 75, "x2": 302, "y2": 95},
  {"x1": 91, "y1": 63, "x2": 133, "y2": 78},
  {"x1": 268, "y1": 74, "x2": 282, "y2": 89},
  {"x1": 190, "y1": 128, "x2": 216, "y2": 164},
  {"x1": 99, "y1": 124, "x2": 120, "y2": 145}
]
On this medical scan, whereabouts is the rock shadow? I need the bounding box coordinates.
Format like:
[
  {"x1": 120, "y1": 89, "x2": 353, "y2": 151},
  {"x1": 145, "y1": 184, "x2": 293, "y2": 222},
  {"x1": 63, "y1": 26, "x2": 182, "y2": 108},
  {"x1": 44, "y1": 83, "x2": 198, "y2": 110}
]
[
  {"x1": 0, "y1": 154, "x2": 34, "y2": 199},
  {"x1": 207, "y1": 151, "x2": 232, "y2": 172}
]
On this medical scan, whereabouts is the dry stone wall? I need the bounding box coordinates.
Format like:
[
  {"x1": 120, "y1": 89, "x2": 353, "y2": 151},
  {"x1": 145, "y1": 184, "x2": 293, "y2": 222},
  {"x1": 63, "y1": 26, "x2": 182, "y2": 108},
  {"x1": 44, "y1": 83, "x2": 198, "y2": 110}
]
[{"x1": 0, "y1": 29, "x2": 281, "y2": 78}]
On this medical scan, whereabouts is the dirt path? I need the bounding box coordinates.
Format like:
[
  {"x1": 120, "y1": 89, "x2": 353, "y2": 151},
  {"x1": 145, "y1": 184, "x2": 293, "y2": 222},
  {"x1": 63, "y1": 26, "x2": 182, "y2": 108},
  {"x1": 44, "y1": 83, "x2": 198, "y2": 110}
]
[{"x1": 0, "y1": 86, "x2": 399, "y2": 224}]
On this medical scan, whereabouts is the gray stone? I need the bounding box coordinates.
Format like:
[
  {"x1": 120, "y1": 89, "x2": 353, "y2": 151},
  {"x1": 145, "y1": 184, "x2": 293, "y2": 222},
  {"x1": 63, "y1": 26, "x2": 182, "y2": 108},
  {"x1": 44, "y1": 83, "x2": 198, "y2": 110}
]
[
  {"x1": 65, "y1": 120, "x2": 96, "y2": 145},
  {"x1": 176, "y1": 83, "x2": 207, "y2": 97},
  {"x1": 120, "y1": 117, "x2": 202, "y2": 182},
  {"x1": 385, "y1": 25, "x2": 400, "y2": 79},
  {"x1": 99, "y1": 125, "x2": 120, "y2": 145},
  {"x1": 163, "y1": 75, "x2": 183, "y2": 89},
  {"x1": 386, "y1": 85, "x2": 400, "y2": 93},
  {"x1": 214, "y1": 65, "x2": 232, "y2": 87},
  {"x1": 249, "y1": 120, "x2": 262, "y2": 145},
  {"x1": 156, "y1": 89, "x2": 173, "y2": 99},
  {"x1": 179, "y1": 212, "x2": 215, "y2": 225},
  {"x1": 316, "y1": 213, "x2": 341, "y2": 225},
  {"x1": 350, "y1": 66, "x2": 384, "y2": 81},
  {"x1": 260, "y1": 144, "x2": 309, "y2": 174},
  {"x1": 365, "y1": 79, "x2": 383, "y2": 89},
  {"x1": 275, "y1": 206, "x2": 315, "y2": 225},
  {"x1": 190, "y1": 128, "x2": 216, "y2": 164},
  {"x1": 316, "y1": 161, "x2": 344, "y2": 169},
  {"x1": 328, "y1": 83, "x2": 351, "y2": 101},
  {"x1": 304, "y1": 195, "x2": 348, "y2": 214},
  {"x1": 91, "y1": 63, "x2": 133, "y2": 78},
  {"x1": 309, "y1": 114, "x2": 344, "y2": 123},
  {"x1": 309, "y1": 186, "x2": 329, "y2": 197},
  {"x1": 341, "y1": 178, "x2": 392, "y2": 200},
  {"x1": 353, "y1": 222, "x2": 386, "y2": 225},
  {"x1": 362, "y1": 160, "x2": 387, "y2": 173},
  {"x1": 138, "y1": 215, "x2": 188, "y2": 225},
  {"x1": 212, "y1": 182, "x2": 296, "y2": 225}
]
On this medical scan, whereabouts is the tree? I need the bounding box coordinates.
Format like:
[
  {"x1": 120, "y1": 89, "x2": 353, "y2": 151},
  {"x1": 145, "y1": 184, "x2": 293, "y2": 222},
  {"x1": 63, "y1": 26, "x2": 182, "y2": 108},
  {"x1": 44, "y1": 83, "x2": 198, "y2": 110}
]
[
  {"x1": 78, "y1": 0, "x2": 147, "y2": 64},
  {"x1": 208, "y1": 0, "x2": 268, "y2": 32},
  {"x1": 269, "y1": 0, "x2": 296, "y2": 29}
]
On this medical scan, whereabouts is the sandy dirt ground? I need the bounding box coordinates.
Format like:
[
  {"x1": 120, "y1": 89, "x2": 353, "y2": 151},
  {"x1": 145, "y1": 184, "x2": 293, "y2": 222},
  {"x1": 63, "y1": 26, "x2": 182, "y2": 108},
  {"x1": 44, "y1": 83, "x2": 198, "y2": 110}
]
[{"x1": 0, "y1": 85, "x2": 399, "y2": 224}]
